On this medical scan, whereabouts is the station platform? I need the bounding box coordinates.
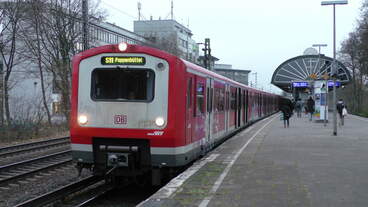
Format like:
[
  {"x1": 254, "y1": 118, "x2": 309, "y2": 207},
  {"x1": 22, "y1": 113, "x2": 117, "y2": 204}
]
[{"x1": 138, "y1": 113, "x2": 368, "y2": 207}]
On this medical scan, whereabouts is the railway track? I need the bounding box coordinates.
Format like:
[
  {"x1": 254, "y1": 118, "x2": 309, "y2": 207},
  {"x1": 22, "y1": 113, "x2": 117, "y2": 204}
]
[
  {"x1": 0, "y1": 150, "x2": 72, "y2": 185},
  {"x1": 14, "y1": 175, "x2": 104, "y2": 207},
  {"x1": 0, "y1": 136, "x2": 70, "y2": 158},
  {"x1": 73, "y1": 185, "x2": 114, "y2": 207}
]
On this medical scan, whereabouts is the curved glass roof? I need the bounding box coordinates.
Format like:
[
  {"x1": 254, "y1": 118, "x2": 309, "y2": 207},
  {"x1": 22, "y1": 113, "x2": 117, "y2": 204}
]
[{"x1": 271, "y1": 55, "x2": 351, "y2": 92}]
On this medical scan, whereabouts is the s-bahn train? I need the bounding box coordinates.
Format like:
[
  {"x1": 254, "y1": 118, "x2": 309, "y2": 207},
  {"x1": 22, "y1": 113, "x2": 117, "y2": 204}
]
[{"x1": 70, "y1": 42, "x2": 280, "y2": 184}]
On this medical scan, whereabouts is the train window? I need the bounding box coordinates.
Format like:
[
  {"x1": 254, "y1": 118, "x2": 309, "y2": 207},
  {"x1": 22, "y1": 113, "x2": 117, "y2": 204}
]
[
  {"x1": 221, "y1": 88, "x2": 225, "y2": 111},
  {"x1": 225, "y1": 91, "x2": 229, "y2": 110},
  {"x1": 230, "y1": 91, "x2": 236, "y2": 110},
  {"x1": 215, "y1": 87, "x2": 225, "y2": 112},
  {"x1": 91, "y1": 68, "x2": 155, "y2": 102},
  {"x1": 206, "y1": 88, "x2": 210, "y2": 112},
  {"x1": 214, "y1": 88, "x2": 219, "y2": 112},
  {"x1": 196, "y1": 83, "x2": 205, "y2": 116},
  {"x1": 187, "y1": 78, "x2": 192, "y2": 109}
]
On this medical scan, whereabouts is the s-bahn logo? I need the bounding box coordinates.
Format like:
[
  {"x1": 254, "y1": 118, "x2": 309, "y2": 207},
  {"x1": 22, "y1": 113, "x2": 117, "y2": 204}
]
[{"x1": 114, "y1": 115, "x2": 127, "y2": 124}]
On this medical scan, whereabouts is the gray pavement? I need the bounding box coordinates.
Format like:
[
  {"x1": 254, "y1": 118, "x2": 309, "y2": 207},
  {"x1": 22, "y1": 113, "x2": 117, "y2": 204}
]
[{"x1": 139, "y1": 113, "x2": 368, "y2": 207}]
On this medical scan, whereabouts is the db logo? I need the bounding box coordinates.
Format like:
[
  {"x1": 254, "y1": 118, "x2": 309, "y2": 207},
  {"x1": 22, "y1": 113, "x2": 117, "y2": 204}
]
[{"x1": 114, "y1": 115, "x2": 127, "y2": 124}]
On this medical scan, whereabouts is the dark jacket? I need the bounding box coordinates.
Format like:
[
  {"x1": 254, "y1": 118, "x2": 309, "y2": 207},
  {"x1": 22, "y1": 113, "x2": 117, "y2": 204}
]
[
  {"x1": 336, "y1": 101, "x2": 345, "y2": 115},
  {"x1": 279, "y1": 98, "x2": 293, "y2": 120},
  {"x1": 306, "y1": 97, "x2": 315, "y2": 113},
  {"x1": 280, "y1": 105, "x2": 292, "y2": 120}
]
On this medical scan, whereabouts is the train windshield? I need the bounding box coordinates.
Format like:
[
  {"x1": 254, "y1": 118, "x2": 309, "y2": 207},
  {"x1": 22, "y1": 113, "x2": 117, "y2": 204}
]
[{"x1": 91, "y1": 68, "x2": 155, "y2": 102}]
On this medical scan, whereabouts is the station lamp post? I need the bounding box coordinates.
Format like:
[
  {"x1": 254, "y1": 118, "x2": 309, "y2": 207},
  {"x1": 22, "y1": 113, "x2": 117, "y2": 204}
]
[{"x1": 321, "y1": 0, "x2": 348, "y2": 136}]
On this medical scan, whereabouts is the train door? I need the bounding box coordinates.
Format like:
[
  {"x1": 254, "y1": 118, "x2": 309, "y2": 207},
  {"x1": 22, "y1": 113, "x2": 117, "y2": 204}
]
[
  {"x1": 242, "y1": 90, "x2": 246, "y2": 125},
  {"x1": 225, "y1": 84, "x2": 229, "y2": 133},
  {"x1": 234, "y1": 88, "x2": 237, "y2": 128},
  {"x1": 194, "y1": 77, "x2": 206, "y2": 144},
  {"x1": 249, "y1": 91, "x2": 254, "y2": 121},
  {"x1": 237, "y1": 88, "x2": 241, "y2": 128},
  {"x1": 205, "y1": 78, "x2": 213, "y2": 149},
  {"x1": 260, "y1": 94, "x2": 263, "y2": 117},
  {"x1": 229, "y1": 87, "x2": 235, "y2": 129},
  {"x1": 186, "y1": 75, "x2": 194, "y2": 145},
  {"x1": 257, "y1": 93, "x2": 260, "y2": 118},
  {"x1": 246, "y1": 90, "x2": 249, "y2": 123}
]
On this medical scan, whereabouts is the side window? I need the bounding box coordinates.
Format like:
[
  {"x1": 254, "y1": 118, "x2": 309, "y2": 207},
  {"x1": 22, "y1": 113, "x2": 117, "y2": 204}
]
[
  {"x1": 210, "y1": 88, "x2": 213, "y2": 112},
  {"x1": 196, "y1": 83, "x2": 205, "y2": 116},
  {"x1": 230, "y1": 90, "x2": 236, "y2": 110},
  {"x1": 219, "y1": 88, "x2": 225, "y2": 111},
  {"x1": 214, "y1": 88, "x2": 219, "y2": 112},
  {"x1": 187, "y1": 78, "x2": 192, "y2": 109},
  {"x1": 207, "y1": 88, "x2": 210, "y2": 112},
  {"x1": 206, "y1": 86, "x2": 213, "y2": 113},
  {"x1": 225, "y1": 91, "x2": 229, "y2": 110},
  {"x1": 215, "y1": 87, "x2": 225, "y2": 112}
]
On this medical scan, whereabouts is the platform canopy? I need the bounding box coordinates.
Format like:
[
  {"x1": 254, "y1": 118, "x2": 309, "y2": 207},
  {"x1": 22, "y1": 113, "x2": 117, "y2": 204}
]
[{"x1": 271, "y1": 55, "x2": 351, "y2": 93}]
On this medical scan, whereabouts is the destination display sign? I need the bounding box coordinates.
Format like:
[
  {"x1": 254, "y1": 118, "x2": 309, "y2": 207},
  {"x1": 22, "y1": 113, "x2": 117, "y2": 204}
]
[
  {"x1": 292, "y1": 82, "x2": 309, "y2": 88},
  {"x1": 327, "y1": 81, "x2": 341, "y2": 87},
  {"x1": 292, "y1": 81, "x2": 341, "y2": 88},
  {"x1": 101, "y1": 56, "x2": 146, "y2": 65}
]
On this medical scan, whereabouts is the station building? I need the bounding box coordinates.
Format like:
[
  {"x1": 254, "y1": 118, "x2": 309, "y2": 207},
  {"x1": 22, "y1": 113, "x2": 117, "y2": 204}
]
[
  {"x1": 134, "y1": 19, "x2": 199, "y2": 63},
  {"x1": 214, "y1": 64, "x2": 251, "y2": 86}
]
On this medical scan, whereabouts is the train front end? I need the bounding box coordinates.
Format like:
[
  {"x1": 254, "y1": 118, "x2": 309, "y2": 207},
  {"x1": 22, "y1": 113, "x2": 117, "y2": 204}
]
[{"x1": 70, "y1": 43, "x2": 180, "y2": 180}]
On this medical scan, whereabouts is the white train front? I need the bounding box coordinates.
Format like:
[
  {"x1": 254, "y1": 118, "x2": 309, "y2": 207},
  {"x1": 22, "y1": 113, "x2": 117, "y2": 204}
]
[{"x1": 70, "y1": 43, "x2": 279, "y2": 184}]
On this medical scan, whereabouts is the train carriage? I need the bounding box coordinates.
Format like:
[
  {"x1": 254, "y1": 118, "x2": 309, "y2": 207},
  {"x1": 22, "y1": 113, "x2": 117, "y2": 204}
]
[{"x1": 70, "y1": 43, "x2": 279, "y2": 184}]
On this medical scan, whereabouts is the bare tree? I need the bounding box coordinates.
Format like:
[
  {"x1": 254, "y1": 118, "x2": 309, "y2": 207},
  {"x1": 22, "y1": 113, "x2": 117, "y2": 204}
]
[
  {"x1": 0, "y1": 0, "x2": 23, "y2": 125},
  {"x1": 16, "y1": 0, "x2": 53, "y2": 125},
  {"x1": 340, "y1": 32, "x2": 360, "y2": 112},
  {"x1": 339, "y1": 0, "x2": 368, "y2": 115},
  {"x1": 18, "y1": 0, "x2": 105, "y2": 123}
]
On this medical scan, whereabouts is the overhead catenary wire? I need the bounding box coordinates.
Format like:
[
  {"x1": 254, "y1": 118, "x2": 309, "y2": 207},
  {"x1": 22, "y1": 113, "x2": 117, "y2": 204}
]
[{"x1": 100, "y1": 1, "x2": 137, "y2": 20}]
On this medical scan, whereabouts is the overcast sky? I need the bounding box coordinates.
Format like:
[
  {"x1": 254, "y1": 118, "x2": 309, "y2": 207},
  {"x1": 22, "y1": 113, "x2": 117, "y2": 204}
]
[{"x1": 100, "y1": 0, "x2": 363, "y2": 94}]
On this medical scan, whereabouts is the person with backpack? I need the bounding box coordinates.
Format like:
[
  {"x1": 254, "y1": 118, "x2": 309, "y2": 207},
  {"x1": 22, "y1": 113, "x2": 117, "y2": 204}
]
[
  {"x1": 336, "y1": 99, "x2": 346, "y2": 126},
  {"x1": 279, "y1": 98, "x2": 293, "y2": 128}
]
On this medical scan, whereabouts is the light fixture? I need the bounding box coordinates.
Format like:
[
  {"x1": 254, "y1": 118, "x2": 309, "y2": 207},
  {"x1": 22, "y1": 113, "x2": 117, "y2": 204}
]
[
  {"x1": 78, "y1": 115, "x2": 88, "y2": 125},
  {"x1": 155, "y1": 117, "x2": 165, "y2": 127},
  {"x1": 118, "y1": 42, "x2": 128, "y2": 52}
]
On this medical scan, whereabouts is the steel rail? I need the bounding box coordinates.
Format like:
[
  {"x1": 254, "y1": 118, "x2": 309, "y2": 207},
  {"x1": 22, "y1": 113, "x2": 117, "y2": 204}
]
[
  {"x1": 0, "y1": 137, "x2": 70, "y2": 157},
  {"x1": 0, "y1": 159, "x2": 73, "y2": 184},
  {"x1": 0, "y1": 150, "x2": 71, "y2": 170},
  {"x1": 0, "y1": 150, "x2": 72, "y2": 184},
  {"x1": 74, "y1": 186, "x2": 114, "y2": 207},
  {"x1": 14, "y1": 176, "x2": 104, "y2": 207}
]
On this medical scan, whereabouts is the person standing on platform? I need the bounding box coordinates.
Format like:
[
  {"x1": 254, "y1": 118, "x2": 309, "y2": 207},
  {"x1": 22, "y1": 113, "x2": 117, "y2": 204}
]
[
  {"x1": 279, "y1": 99, "x2": 292, "y2": 128},
  {"x1": 295, "y1": 98, "x2": 303, "y2": 118},
  {"x1": 306, "y1": 96, "x2": 315, "y2": 121},
  {"x1": 336, "y1": 99, "x2": 346, "y2": 126}
]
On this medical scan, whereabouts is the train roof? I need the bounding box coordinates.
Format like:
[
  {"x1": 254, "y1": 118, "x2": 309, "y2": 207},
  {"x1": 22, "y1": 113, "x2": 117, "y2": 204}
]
[
  {"x1": 73, "y1": 43, "x2": 278, "y2": 97},
  {"x1": 181, "y1": 59, "x2": 277, "y2": 96}
]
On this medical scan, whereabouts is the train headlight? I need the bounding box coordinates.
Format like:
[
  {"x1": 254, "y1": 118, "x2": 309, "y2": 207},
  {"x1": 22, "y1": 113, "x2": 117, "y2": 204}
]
[
  {"x1": 118, "y1": 42, "x2": 128, "y2": 52},
  {"x1": 78, "y1": 115, "x2": 88, "y2": 125},
  {"x1": 155, "y1": 117, "x2": 165, "y2": 127}
]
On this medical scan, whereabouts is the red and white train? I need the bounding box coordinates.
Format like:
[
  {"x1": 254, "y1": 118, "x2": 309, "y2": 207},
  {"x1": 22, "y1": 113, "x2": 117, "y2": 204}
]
[{"x1": 70, "y1": 43, "x2": 280, "y2": 184}]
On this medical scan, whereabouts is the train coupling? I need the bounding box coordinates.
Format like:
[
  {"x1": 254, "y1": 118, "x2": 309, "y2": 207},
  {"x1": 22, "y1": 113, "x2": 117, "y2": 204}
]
[{"x1": 107, "y1": 152, "x2": 129, "y2": 167}]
